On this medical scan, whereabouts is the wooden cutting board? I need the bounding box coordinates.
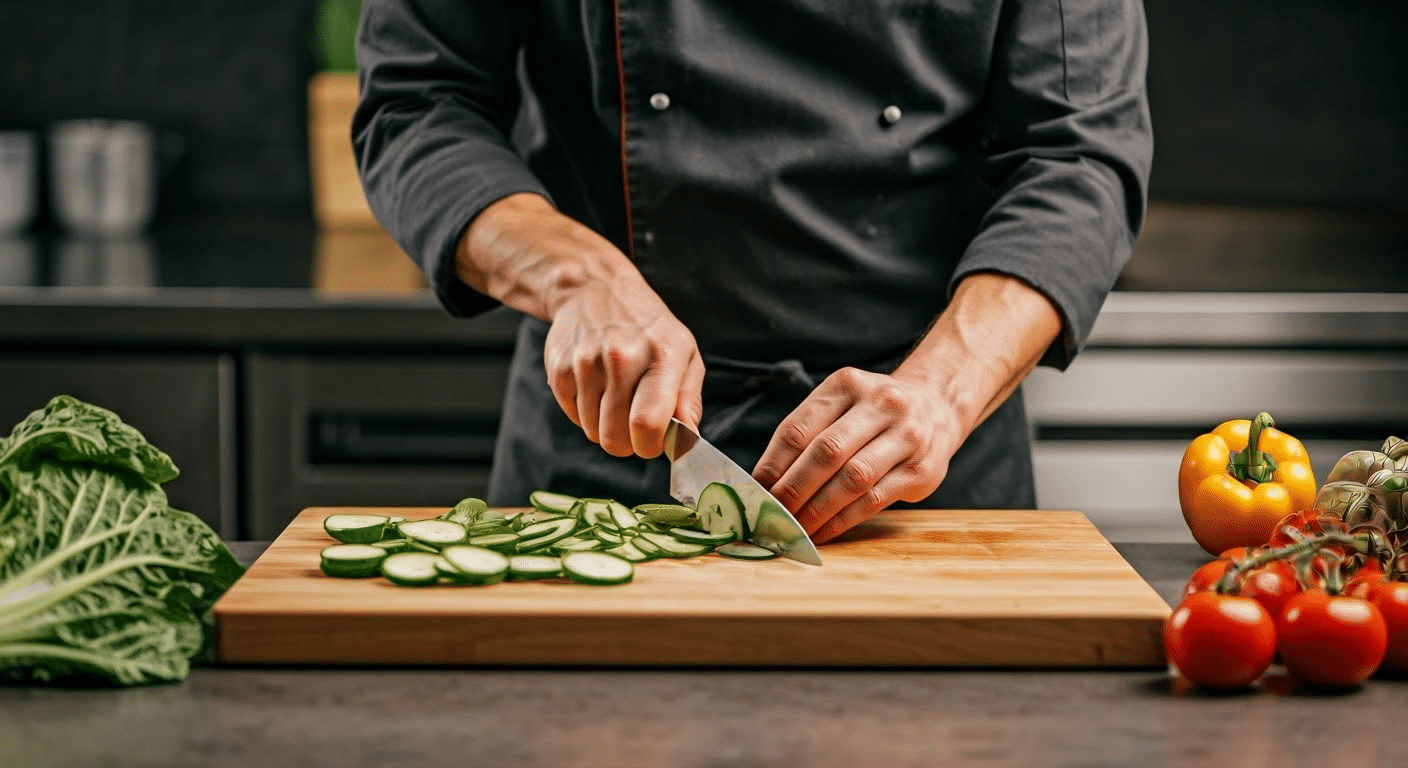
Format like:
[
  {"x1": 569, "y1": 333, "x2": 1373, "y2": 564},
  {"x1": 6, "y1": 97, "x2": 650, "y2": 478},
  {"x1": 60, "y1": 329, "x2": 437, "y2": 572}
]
[{"x1": 214, "y1": 507, "x2": 1171, "y2": 667}]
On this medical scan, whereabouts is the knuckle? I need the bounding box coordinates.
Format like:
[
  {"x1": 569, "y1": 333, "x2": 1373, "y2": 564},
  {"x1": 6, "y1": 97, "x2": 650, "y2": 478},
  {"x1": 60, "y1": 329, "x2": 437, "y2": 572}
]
[
  {"x1": 778, "y1": 422, "x2": 811, "y2": 453},
  {"x1": 839, "y1": 458, "x2": 878, "y2": 496},
  {"x1": 772, "y1": 481, "x2": 803, "y2": 509},
  {"x1": 861, "y1": 484, "x2": 889, "y2": 512},
  {"x1": 829, "y1": 366, "x2": 865, "y2": 389},
  {"x1": 873, "y1": 383, "x2": 910, "y2": 414},
  {"x1": 813, "y1": 433, "x2": 848, "y2": 465}
]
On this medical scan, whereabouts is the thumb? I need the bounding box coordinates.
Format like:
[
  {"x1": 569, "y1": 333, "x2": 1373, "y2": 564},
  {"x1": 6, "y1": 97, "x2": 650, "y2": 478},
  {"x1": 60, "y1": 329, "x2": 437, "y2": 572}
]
[{"x1": 673, "y1": 353, "x2": 706, "y2": 429}]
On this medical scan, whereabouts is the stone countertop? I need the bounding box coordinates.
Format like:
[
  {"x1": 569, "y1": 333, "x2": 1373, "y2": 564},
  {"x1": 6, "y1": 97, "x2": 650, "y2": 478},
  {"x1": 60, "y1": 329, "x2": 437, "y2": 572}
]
[{"x1": 4, "y1": 542, "x2": 1407, "y2": 768}]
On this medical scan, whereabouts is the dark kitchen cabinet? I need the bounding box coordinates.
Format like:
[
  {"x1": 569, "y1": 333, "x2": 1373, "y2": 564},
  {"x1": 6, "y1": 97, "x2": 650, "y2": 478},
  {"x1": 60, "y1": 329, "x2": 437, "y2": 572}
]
[
  {"x1": 0, "y1": 353, "x2": 238, "y2": 537},
  {"x1": 243, "y1": 351, "x2": 512, "y2": 540}
]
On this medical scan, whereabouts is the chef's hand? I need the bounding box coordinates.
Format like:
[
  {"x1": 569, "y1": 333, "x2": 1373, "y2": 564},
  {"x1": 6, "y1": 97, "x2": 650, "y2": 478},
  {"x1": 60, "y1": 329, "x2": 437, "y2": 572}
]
[
  {"x1": 752, "y1": 273, "x2": 1063, "y2": 544},
  {"x1": 457, "y1": 193, "x2": 704, "y2": 459}
]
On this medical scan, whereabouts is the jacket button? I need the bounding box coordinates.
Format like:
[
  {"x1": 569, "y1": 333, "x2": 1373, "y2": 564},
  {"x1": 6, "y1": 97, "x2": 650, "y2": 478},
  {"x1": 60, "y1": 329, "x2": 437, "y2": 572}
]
[
  {"x1": 649, "y1": 92, "x2": 671, "y2": 111},
  {"x1": 881, "y1": 105, "x2": 902, "y2": 125}
]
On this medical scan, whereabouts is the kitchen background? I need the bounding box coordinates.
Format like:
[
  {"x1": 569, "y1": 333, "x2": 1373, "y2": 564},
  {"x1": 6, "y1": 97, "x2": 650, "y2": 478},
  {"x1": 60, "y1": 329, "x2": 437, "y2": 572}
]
[{"x1": 0, "y1": 0, "x2": 1404, "y2": 543}]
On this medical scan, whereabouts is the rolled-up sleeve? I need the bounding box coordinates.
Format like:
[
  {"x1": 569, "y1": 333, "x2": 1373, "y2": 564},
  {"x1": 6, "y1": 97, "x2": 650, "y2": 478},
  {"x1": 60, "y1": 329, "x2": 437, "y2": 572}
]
[
  {"x1": 353, "y1": 0, "x2": 550, "y2": 317},
  {"x1": 950, "y1": 0, "x2": 1153, "y2": 370}
]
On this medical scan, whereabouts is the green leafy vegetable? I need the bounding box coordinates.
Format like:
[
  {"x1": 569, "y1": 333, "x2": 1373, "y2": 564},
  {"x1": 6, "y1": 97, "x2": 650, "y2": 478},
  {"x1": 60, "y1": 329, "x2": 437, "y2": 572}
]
[{"x1": 0, "y1": 395, "x2": 244, "y2": 686}]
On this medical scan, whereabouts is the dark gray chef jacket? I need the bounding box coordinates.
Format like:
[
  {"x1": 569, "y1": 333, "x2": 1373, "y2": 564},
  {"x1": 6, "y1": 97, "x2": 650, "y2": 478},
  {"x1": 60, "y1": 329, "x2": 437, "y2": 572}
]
[{"x1": 353, "y1": 0, "x2": 1152, "y2": 510}]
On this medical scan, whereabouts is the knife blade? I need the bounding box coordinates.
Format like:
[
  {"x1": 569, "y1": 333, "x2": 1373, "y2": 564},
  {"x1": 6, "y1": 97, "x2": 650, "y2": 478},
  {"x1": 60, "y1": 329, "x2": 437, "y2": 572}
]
[{"x1": 662, "y1": 417, "x2": 823, "y2": 566}]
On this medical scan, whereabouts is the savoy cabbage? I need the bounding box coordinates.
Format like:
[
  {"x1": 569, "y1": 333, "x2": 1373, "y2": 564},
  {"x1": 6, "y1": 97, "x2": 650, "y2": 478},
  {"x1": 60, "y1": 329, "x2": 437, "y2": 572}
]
[{"x1": 0, "y1": 395, "x2": 244, "y2": 685}]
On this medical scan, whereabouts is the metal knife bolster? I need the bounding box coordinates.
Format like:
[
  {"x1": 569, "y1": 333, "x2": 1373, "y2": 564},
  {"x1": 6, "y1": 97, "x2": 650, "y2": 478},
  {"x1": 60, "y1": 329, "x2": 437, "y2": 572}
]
[{"x1": 662, "y1": 418, "x2": 823, "y2": 566}]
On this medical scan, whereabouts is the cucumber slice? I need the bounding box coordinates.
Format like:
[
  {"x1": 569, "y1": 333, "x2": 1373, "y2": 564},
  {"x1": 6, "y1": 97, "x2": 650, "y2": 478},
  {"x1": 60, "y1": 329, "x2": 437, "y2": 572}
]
[
  {"x1": 516, "y1": 517, "x2": 579, "y2": 552},
  {"x1": 380, "y1": 552, "x2": 441, "y2": 585},
  {"x1": 550, "y1": 537, "x2": 604, "y2": 554},
  {"x1": 751, "y1": 499, "x2": 800, "y2": 552},
  {"x1": 717, "y1": 541, "x2": 779, "y2": 560},
  {"x1": 508, "y1": 555, "x2": 562, "y2": 580},
  {"x1": 637, "y1": 531, "x2": 714, "y2": 557},
  {"x1": 319, "y1": 544, "x2": 387, "y2": 577},
  {"x1": 442, "y1": 497, "x2": 489, "y2": 526},
  {"x1": 562, "y1": 551, "x2": 634, "y2": 585},
  {"x1": 467, "y1": 522, "x2": 515, "y2": 537},
  {"x1": 372, "y1": 538, "x2": 413, "y2": 554},
  {"x1": 668, "y1": 527, "x2": 738, "y2": 546},
  {"x1": 591, "y1": 527, "x2": 626, "y2": 546},
  {"x1": 604, "y1": 540, "x2": 651, "y2": 562},
  {"x1": 398, "y1": 519, "x2": 468, "y2": 548},
  {"x1": 323, "y1": 514, "x2": 390, "y2": 544},
  {"x1": 578, "y1": 499, "x2": 614, "y2": 529},
  {"x1": 629, "y1": 535, "x2": 663, "y2": 557},
  {"x1": 381, "y1": 516, "x2": 408, "y2": 539},
  {"x1": 697, "y1": 482, "x2": 749, "y2": 540},
  {"x1": 512, "y1": 511, "x2": 569, "y2": 532},
  {"x1": 632, "y1": 503, "x2": 700, "y2": 529},
  {"x1": 607, "y1": 500, "x2": 641, "y2": 530},
  {"x1": 529, "y1": 489, "x2": 579, "y2": 515},
  {"x1": 467, "y1": 532, "x2": 520, "y2": 553},
  {"x1": 441, "y1": 545, "x2": 510, "y2": 585}
]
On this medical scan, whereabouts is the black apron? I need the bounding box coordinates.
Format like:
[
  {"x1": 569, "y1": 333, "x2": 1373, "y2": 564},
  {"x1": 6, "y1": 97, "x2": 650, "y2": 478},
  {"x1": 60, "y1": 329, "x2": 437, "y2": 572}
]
[{"x1": 486, "y1": 314, "x2": 1036, "y2": 512}]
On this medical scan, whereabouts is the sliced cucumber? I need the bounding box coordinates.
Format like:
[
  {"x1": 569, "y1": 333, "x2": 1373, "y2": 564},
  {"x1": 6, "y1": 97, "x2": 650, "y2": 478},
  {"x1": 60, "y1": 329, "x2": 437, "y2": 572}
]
[
  {"x1": 372, "y1": 538, "x2": 413, "y2": 554},
  {"x1": 512, "y1": 511, "x2": 569, "y2": 532},
  {"x1": 629, "y1": 534, "x2": 663, "y2": 557},
  {"x1": 320, "y1": 544, "x2": 387, "y2": 577},
  {"x1": 591, "y1": 527, "x2": 626, "y2": 546},
  {"x1": 381, "y1": 516, "x2": 408, "y2": 539},
  {"x1": 467, "y1": 532, "x2": 520, "y2": 553},
  {"x1": 508, "y1": 555, "x2": 562, "y2": 580},
  {"x1": 668, "y1": 527, "x2": 738, "y2": 546},
  {"x1": 562, "y1": 551, "x2": 634, "y2": 585},
  {"x1": 529, "y1": 489, "x2": 579, "y2": 515},
  {"x1": 632, "y1": 503, "x2": 700, "y2": 529},
  {"x1": 323, "y1": 514, "x2": 390, "y2": 544},
  {"x1": 578, "y1": 499, "x2": 614, "y2": 529},
  {"x1": 607, "y1": 500, "x2": 641, "y2": 530},
  {"x1": 380, "y1": 552, "x2": 441, "y2": 585},
  {"x1": 717, "y1": 541, "x2": 779, "y2": 560},
  {"x1": 398, "y1": 519, "x2": 468, "y2": 548},
  {"x1": 441, "y1": 545, "x2": 511, "y2": 585},
  {"x1": 442, "y1": 497, "x2": 489, "y2": 526},
  {"x1": 697, "y1": 482, "x2": 749, "y2": 540},
  {"x1": 751, "y1": 499, "x2": 799, "y2": 551},
  {"x1": 550, "y1": 537, "x2": 604, "y2": 554},
  {"x1": 516, "y1": 517, "x2": 579, "y2": 552},
  {"x1": 467, "y1": 522, "x2": 515, "y2": 537},
  {"x1": 637, "y1": 531, "x2": 714, "y2": 557},
  {"x1": 604, "y1": 540, "x2": 651, "y2": 563}
]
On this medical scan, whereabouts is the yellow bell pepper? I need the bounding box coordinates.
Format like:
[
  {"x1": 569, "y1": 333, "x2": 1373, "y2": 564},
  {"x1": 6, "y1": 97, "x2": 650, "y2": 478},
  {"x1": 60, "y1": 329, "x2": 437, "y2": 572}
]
[{"x1": 1178, "y1": 411, "x2": 1318, "y2": 555}]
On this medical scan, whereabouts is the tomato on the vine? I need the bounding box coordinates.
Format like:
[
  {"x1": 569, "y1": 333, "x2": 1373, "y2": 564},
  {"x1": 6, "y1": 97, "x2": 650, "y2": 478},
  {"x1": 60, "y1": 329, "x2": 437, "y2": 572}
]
[
  {"x1": 1165, "y1": 591, "x2": 1276, "y2": 689},
  {"x1": 1345, "y1": 561, "x2": 1390, "y2": 602},
  {"x1": 1373, "y1": 581, "x2": 1408, "y2": 673},
  {"x1": 1182, "y1": 559, "x2": 1233, "y2": 597},
  {"x1": 1237, "y1": 560, "x2": 1301, "y2": 620},
  {"x1": 1277, "y1": 590, "x2": 1387, "y2": 688}
]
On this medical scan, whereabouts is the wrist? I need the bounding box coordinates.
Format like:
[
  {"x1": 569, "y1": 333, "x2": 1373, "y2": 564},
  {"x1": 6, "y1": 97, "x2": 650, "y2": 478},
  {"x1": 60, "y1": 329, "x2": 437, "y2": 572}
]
[{"x1": 893, "y1": 272, "x2": 1062, "y2": 430}]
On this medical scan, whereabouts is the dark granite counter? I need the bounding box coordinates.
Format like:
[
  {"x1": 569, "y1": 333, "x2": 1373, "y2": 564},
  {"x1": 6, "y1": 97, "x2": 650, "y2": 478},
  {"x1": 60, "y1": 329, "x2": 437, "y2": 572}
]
[{"x1": 4, "y1": 543, "x2": 1407, "y2": 768}]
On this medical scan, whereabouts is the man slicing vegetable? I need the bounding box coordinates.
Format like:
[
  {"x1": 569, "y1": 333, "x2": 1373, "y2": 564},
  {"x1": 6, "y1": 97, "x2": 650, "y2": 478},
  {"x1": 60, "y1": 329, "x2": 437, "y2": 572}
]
[{"x1": 353, "y1": 0, "x2": 1152, "y2": 544}]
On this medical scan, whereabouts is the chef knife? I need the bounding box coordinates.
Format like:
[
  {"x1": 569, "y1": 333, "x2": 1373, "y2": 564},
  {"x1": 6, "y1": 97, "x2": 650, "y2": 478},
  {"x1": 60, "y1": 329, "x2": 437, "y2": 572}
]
[{"x1": 662, "y1": 417, "x2": 823, "y2": 566}]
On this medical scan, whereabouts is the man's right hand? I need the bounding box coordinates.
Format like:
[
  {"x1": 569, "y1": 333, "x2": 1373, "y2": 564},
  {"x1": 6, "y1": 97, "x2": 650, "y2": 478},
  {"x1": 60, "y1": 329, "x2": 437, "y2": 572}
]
[{"x1": 457, "y1": 193, "x2": 704, "y2": 459}]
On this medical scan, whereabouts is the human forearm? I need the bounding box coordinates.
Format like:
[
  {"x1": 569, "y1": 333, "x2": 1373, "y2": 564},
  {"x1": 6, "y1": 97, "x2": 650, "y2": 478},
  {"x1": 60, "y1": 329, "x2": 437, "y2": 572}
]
[
  {"x1": 457, "y1": 192, "x2": 644, "y2": 322},
  {"x1": 891, "y1": 271, "x2": 1063, "y2": 434}
]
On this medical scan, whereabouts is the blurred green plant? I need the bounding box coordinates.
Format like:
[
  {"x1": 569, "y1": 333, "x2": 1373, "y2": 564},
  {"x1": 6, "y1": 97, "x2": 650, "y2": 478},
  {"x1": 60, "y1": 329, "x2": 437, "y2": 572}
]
[{"x1": 313, "y1": 0, "x2": 361, "y2": 73}]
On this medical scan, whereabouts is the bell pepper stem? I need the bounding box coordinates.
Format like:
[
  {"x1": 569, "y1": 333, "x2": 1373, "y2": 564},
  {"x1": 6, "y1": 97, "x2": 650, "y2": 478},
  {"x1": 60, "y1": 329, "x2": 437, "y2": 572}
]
[{"x1": 1227, "y1": 411, "x2": 1279, "y2": 485}]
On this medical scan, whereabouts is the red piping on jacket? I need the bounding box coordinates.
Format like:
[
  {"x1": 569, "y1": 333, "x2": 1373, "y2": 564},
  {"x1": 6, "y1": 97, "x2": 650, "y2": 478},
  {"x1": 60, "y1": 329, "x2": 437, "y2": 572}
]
[{"x1": 611, "y1": 0, "x2": 635, "y2": 258}]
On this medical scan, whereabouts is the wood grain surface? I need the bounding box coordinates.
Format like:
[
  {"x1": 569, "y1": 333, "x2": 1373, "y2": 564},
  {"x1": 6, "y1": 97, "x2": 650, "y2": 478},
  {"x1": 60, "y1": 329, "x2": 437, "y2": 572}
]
[{"x1": 214, "y1": 507, "x2": 1171, "y2": 667}]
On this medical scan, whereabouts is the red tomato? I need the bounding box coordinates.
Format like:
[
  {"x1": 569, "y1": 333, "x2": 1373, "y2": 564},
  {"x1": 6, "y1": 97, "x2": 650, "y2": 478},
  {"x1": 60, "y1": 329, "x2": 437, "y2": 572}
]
[
  {"x1": 1164, "y1": 591, "x2": 1276, "y2": 689},
  {"x1": 1345, "y1": 561, "x2": 1390, "y2": 602},
  {"x1": 1183, "y1": 559, "x2": 1234, "y2": 597},
  {"x1": 1277, "y1": 590, "x2": 1388, "y2": 688},
  {"x1": 1238, "y1": 560, "x2": 1301, "y2": 620},
  {"x1": 1218, "y1": 546, "x2": 1256, "y2": 562},
  {"x1": 1373, "y1": 582, "x2": 1408, "y2": 673}
]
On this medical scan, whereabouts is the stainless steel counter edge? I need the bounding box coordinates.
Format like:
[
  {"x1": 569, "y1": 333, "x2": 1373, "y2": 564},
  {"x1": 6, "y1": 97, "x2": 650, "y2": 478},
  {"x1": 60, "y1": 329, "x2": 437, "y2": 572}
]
[
  {"x1": 1090, "y1": 292, "x2": 1408, "y2": 347},
  {"x1": 0, "y1": 289, "x2": 1404, "y2": 347}
]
